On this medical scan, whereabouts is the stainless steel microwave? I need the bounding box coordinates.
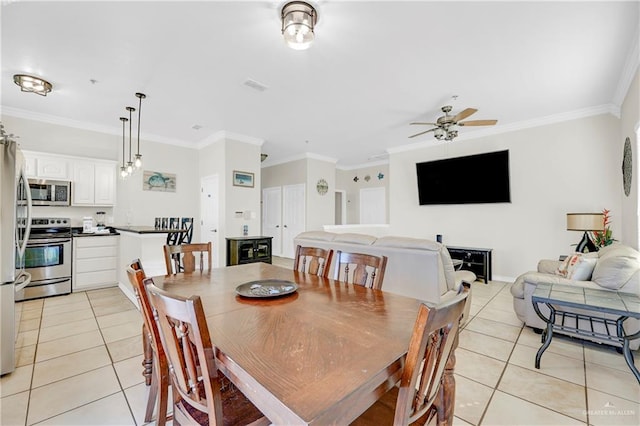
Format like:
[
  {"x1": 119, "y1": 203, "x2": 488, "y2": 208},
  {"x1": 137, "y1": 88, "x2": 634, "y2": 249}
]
[{"x1": 27, "y1": 179, "x2": 71, "y2": 206}]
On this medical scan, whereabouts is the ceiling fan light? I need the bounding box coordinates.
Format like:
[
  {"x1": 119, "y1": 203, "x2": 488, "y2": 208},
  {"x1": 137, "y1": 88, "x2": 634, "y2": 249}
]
[
  {"x1": 281, "y1": 1, "x2": 317, "y2": 50},
  {"x1": 434, "y1": 128, "x2": 445, "y2": 140}
]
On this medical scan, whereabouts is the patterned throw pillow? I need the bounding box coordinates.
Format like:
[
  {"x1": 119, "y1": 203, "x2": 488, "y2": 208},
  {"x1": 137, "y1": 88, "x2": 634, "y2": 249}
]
[{"x1": 556, "y1": 253, "x2": 597, "y2": 280}]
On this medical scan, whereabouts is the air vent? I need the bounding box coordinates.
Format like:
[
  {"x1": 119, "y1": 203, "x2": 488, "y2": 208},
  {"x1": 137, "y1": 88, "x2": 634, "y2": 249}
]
[{"x1": 243, "y1": 78, "x2": 268, "y2": 92}]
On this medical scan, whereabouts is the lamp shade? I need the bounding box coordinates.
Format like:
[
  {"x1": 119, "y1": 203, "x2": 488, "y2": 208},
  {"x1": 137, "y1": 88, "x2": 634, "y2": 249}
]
[{"x1": 566, "y1": 213, "x2": 604, "y2": 231}]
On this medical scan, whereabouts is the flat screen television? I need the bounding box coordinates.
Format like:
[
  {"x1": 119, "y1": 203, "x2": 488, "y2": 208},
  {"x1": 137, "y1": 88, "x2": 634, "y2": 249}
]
[{"x1": 416, "y1": 150, "x2": 511, "y2": 205}]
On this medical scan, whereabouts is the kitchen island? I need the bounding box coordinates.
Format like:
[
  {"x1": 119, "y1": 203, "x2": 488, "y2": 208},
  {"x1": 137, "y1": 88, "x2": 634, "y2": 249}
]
[{"x1": 113, "y1": 226, "x2": 187, "y2": 303}]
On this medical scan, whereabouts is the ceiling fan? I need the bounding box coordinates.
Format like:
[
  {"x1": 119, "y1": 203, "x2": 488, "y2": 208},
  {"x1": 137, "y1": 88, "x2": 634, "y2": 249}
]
[{"x1": 409, "y1": 105, "x2": 497, "y2": 141}]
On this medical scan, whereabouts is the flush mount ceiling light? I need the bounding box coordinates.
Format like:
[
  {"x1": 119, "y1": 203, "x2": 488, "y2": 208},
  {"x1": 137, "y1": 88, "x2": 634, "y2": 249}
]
[
  {"x1": 13, "y1": 74, "x2": 52, "y2": 96},
  {"x1": 281, "y1": 1, "x2": 318, "y2": 50}
]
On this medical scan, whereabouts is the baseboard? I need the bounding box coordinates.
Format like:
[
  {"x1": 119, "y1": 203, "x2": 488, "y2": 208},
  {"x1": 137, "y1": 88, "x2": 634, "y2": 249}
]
[{"x1": 118, "y1": 281, "x2": 139, "y2": 309}]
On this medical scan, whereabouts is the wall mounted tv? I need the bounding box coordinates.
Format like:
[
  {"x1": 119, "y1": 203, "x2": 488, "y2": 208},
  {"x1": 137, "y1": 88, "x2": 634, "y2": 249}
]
[{"x1": 416, "y1": 150, "x2": 511, "y2": 205}]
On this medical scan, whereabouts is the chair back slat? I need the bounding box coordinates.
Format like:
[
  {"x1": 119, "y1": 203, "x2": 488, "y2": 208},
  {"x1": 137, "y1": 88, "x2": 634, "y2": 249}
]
[
  {"x1": 293, "y1": 245, "x2": 333, "y2": 277},
  {"x1": 163, "y1": 242, "x2": 212, "y2": 274},
  {"x1": 333, "y1": 250, "x2": 388, "y2": 290},
  {"x1": 394, "y1": 283, "x2": 470, "y2": 425},
  {"x1": 146, "y1": 279, "x2": 225, "y2": 425}
]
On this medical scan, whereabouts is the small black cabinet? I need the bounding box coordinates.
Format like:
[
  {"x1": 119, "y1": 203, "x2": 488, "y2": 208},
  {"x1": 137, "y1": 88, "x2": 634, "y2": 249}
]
[
  {"x1": 446, "y1": 246, "x2": 492, "y2": 283},
  {"x1": 226, "y1": 236, "x2": 273, "y2": 266}
]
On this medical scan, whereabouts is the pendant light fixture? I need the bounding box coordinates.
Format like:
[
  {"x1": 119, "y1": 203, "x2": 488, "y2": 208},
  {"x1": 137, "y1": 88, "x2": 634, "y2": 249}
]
[
  {"x1": 125, "y1": 106, "x2": 135, "y2": 174},
  {"x1": 281, "y1": 1, "x2": 318, "y2": 50},
  {"x1": 134, "y1": 92, "x2": 146, "y2": 169},
  {"x1": 119, "y1": 117, "x2": 128, "y2": 178}
]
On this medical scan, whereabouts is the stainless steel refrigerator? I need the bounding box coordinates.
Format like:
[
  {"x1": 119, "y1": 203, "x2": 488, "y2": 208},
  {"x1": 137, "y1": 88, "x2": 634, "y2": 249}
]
[{"x1": 1, "y1": 129, "x2": 32, "y2": 375}]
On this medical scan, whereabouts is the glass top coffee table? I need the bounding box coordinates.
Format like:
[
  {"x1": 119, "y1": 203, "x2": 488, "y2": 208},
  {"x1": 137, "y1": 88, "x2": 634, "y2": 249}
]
[{"x1": 531, "y1": 283, "x2": 640, "y2": 383}]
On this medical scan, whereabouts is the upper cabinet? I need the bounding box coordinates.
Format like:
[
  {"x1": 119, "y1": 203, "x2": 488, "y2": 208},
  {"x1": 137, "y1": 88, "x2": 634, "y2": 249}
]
[
  {"x1": 23, "y1": 151, "x2": 117, "y2": 206},
  {"x1": 23, "y1": 153, "x2": 70, "y2": 179},
  {"x1": 72, "y1": 160, "x2": 116, "y2": 206}
]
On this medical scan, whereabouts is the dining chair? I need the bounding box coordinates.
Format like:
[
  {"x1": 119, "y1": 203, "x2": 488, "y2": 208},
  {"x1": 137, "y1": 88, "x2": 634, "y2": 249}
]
[
  {"x1": 293, "y1": 245, "x2": 333, "y2": 277},
  {"x1": 126, "y1": 260, "x2": 169, "y2": 426},
  {"x1": 333, "y1": 250, "x2": 388, "y2": 290},
  {"x1": 179, "y1": 217, "x2": 194, "y2": 244},
  {"x1": 352, "y1": 282, "x2": 471, "y2": 425},
  {"x1": 145, "y1": 279, "x2": 269, "y2": 426},
  {"x1": 164, "y1": 242, "x2": 212, "y2": 274}
]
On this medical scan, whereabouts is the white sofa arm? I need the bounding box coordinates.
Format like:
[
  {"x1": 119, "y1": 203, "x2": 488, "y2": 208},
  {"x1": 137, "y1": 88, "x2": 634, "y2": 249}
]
[{"x1": 537, "y1": 259, "x2": 562, "y2": 275}]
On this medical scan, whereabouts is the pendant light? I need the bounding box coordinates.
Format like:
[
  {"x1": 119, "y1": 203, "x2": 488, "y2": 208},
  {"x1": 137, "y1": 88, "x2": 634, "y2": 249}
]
[
  {"x1": 134, "y1": 92, "x2": 146, "y2": 169},
  {"x1": 125, "y1": 106, "x2": 135, "y2": 174},
  {"x1": 119, "y1": 117, "x2": 128, "y2": 178}
]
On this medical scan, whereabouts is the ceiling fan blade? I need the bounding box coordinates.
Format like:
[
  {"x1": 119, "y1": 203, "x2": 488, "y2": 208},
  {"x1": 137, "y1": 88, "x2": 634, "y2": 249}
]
[
  {"x1": 458, "y1": 119, "x2": 498, "y2": 127},
  {"x1": 409, "y1": 122, "x2": 438, "y2": 126},
  {"x1": 408, "y1": 128, "x2": 436, "y2": 138},
  {"x1": 452, "y1": 108, "x2": 477, "y2": 122}
]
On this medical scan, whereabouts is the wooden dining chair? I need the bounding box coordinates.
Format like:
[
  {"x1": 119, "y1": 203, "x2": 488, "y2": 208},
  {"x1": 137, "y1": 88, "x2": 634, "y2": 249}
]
[
  {"x1": 164, "y1": 242, "x2": 212, "y2": 274},
  {"x1": 352, "y1": 282, "x2": 471, "y2": 426},
  {"x1": 145, "y1": 280, "x2": 269, "y2": 426},
  {"x1": 293, "y1": 245, "x2": 333, "y2": 277},
  {"x1": 333, "y1": 250, "x2": 388, "y2": 290},
  {"x1": 126, "y1": 260, "x2": 169, "y2": 426}
]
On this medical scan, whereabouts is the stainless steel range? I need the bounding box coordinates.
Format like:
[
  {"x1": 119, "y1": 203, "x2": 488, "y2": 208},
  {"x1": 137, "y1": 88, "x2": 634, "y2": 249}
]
[{"x1": 16, "y1": 217, "x2": 72, "y2": 301}]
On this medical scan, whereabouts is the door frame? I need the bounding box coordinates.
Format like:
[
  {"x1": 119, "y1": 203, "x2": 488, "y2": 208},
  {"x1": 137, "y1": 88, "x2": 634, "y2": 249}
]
[
  {"x1": 200, "y1": 174, "x2": 220, "y2": 268},
  {"x1": 335, "y1": 189, "x2": 347, "y2": 225}
]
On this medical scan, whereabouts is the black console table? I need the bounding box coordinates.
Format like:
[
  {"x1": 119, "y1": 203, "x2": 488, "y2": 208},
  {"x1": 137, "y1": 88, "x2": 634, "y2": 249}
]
[
  {"x1": 226, "y1": 236, "x2": 273, "y2": 266},
  {"x1": 446, "y1": 246, "x2": 492, "y2": 283}
]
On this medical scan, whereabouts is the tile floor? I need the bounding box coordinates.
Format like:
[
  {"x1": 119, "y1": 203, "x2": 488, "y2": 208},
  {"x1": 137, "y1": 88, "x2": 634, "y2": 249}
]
[{"x1": 1, "y1": 259, "x2": 639, "y2": 425}]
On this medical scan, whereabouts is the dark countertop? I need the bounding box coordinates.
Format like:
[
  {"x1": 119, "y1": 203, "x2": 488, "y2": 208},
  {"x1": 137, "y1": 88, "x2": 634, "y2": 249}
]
[
  {"x1": 112, "y1": 226, "x2": 186, "y2": 235},
  {"x1": 72, "y1": 227, "x2": 120, "y2": 237}
]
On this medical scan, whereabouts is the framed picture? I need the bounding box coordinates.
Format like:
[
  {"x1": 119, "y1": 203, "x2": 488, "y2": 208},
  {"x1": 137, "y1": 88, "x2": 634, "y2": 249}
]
[{"x1": 233, "y1": 170, "x2": 254, "y2": 188}]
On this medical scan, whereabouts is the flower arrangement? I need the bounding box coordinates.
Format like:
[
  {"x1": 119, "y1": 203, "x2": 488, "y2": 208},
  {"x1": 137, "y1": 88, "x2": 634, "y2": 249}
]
[{"x1": 591, "y1": 209, "x2": 615, "y2": 248}]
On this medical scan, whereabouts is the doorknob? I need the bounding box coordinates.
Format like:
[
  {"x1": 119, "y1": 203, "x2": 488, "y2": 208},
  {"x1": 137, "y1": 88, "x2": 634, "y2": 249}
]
[
  {"x1": 211, "y1": 229, "x2": 217, "y2": 232},
  {"x1": 275, "y1": 225, "x2": 280, "y2": 228},
  {"x1": 283, "y1": 225, "x2": 288, "y2": 228}
]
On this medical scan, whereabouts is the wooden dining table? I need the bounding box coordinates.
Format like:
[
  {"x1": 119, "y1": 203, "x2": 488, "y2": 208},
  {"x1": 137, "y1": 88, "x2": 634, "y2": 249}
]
[{"x1": 149, "y1": 262, "x2": 451, "y2": 425}]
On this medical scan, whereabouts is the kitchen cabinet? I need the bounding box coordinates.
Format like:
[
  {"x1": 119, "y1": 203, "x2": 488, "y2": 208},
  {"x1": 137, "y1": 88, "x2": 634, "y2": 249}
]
[
  {"x1": 73, "y1": 235, "x2": 119, "y2": 291},
  {"x1": 72, "y1": 160, "x2": 116, "y2": 206},
  {"x1": 23, "y1": 152, "x2": 69, "y2": 179}
]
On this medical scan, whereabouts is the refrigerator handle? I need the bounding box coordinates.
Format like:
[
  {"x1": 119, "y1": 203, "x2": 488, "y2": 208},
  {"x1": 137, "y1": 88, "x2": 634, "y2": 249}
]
[
  {"x1": 16, "y1": 169, "x2": 32, "y2": 259},
  {"x1": 14, "y1": 271, "x2": 31, "y2": 292}
]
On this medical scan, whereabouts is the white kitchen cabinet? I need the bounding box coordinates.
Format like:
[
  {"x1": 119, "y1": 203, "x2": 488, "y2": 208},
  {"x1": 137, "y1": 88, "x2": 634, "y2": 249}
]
[
  {"x1": 72, "y1": 160, "x2": 116, "y2": 206},
  {"x1": 22, "y1": 152, "x2": 69, "y2": 179},
  {"x1": 73, "y1": 235, "x2": 119, "y2": 292}
]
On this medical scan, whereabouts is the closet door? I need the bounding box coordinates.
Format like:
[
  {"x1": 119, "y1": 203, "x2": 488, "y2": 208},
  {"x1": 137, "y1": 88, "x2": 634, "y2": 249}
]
[
  {"x1": 262, "y1": 187, "x2": 283, "y2": 256},
  {"x1": 282, "y1": 184, "x2": 305, "y2": 258}
]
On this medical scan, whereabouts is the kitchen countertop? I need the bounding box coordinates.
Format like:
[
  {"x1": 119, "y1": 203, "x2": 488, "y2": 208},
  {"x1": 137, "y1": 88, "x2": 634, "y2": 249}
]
[
  {"x1": 72, "y1": 227, "x2": 120, "y2": 237},
  {"x1": 112, "y1": 226, "x2": 187, "y2": 235}
]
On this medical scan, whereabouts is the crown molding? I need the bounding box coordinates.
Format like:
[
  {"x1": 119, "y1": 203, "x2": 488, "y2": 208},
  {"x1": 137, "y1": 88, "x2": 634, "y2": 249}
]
[
  {"x1": 337, "y1": 159, "x2": 389, "y2": 171},
  {"x1": 612, "y1": 26, "x2": 639, "y2": 108},
  {"x1": 261, "y1": 152, "x2": 337, "y2": 168},
  {"x1": 387, "y1": 104, "x2": 619, "y2": 155},
  {"x1": 1, "y1": 106, "x2": 194, "y2": 147}
]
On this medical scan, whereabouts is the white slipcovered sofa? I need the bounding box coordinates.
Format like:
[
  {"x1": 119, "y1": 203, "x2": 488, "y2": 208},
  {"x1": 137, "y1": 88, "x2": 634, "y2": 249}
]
[
  {"x1": 294, "y1": 231, "x2": 476, "y2": 306},
  {"x1": 510, "y1": 243, "x2": 640, "y2": 349}
]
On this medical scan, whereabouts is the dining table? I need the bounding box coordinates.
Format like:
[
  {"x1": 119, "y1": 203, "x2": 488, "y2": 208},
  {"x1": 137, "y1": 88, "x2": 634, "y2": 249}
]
[{"x1": 149, "y1": 262, "x2": 458, "y2": 425}]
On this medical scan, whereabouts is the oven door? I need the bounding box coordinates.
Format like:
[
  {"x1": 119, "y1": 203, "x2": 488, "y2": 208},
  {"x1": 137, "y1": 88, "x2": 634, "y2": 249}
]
[{"x1": 24, "y1": 238, "x2": 72, "y2": 282}]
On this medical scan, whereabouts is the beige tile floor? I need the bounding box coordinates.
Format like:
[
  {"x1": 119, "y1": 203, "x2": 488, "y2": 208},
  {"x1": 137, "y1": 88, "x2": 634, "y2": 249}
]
[{"x1": 1, "y1": 259, "x2": 639, "y2": 425}]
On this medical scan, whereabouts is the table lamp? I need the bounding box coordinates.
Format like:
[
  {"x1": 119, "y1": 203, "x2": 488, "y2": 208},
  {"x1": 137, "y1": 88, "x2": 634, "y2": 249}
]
[{"x1": 566, "y1": 213, "x2": 605, "y2": 252}]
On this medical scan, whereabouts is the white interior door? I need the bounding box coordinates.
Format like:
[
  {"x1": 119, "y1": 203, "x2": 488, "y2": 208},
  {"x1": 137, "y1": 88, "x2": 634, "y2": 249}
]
[
  {"x1": 359, "y1": 187, "x2": 386, "y2": 224},
  {"x1": 200, "y1": 174, "x2": 220, "y2": 268},
  {"x1": 262, "y1": 187, "x2": 283, "y2": 256},
  {"x1": 282, "y1": 184, "x2": 305, "y2": 258}
]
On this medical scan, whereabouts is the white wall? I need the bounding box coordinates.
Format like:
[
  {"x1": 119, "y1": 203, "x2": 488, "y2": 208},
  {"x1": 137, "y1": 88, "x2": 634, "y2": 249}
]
[
  {"x1": 337, "y1": 164, "x2": 389, "y2": 224},
  {"x1": 389, "y1": 113, "x2": 622, "y2": 281},
  {"x1": 620, "y1": 69, "x2": 639, "y2": 248}
]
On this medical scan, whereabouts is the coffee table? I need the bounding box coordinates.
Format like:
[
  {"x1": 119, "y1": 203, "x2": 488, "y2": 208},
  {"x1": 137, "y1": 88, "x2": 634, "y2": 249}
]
[{"x1": 531, "y1": 283, "x2": 640, "y2": 383}]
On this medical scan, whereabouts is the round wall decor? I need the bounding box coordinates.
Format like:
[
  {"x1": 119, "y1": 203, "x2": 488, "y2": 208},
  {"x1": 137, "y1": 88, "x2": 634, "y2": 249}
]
[
  {"x1": 316, "y1": 178, "x2": 329, "y2": 195},
  {"x1": 622, "y1": 137, "x2": 632, "y2": 197}
]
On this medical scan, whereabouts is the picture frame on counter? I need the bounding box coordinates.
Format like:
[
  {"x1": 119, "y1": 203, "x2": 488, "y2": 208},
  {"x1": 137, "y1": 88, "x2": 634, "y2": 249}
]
[{"x1": 233, "y1": 170, "x2": 254, "y2": 188}]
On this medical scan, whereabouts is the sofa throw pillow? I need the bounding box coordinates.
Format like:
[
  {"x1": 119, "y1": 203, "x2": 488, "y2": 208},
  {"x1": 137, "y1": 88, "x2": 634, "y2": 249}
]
[{"x1": 555, "y1": 253, "x2": 597, "y2": 280}]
